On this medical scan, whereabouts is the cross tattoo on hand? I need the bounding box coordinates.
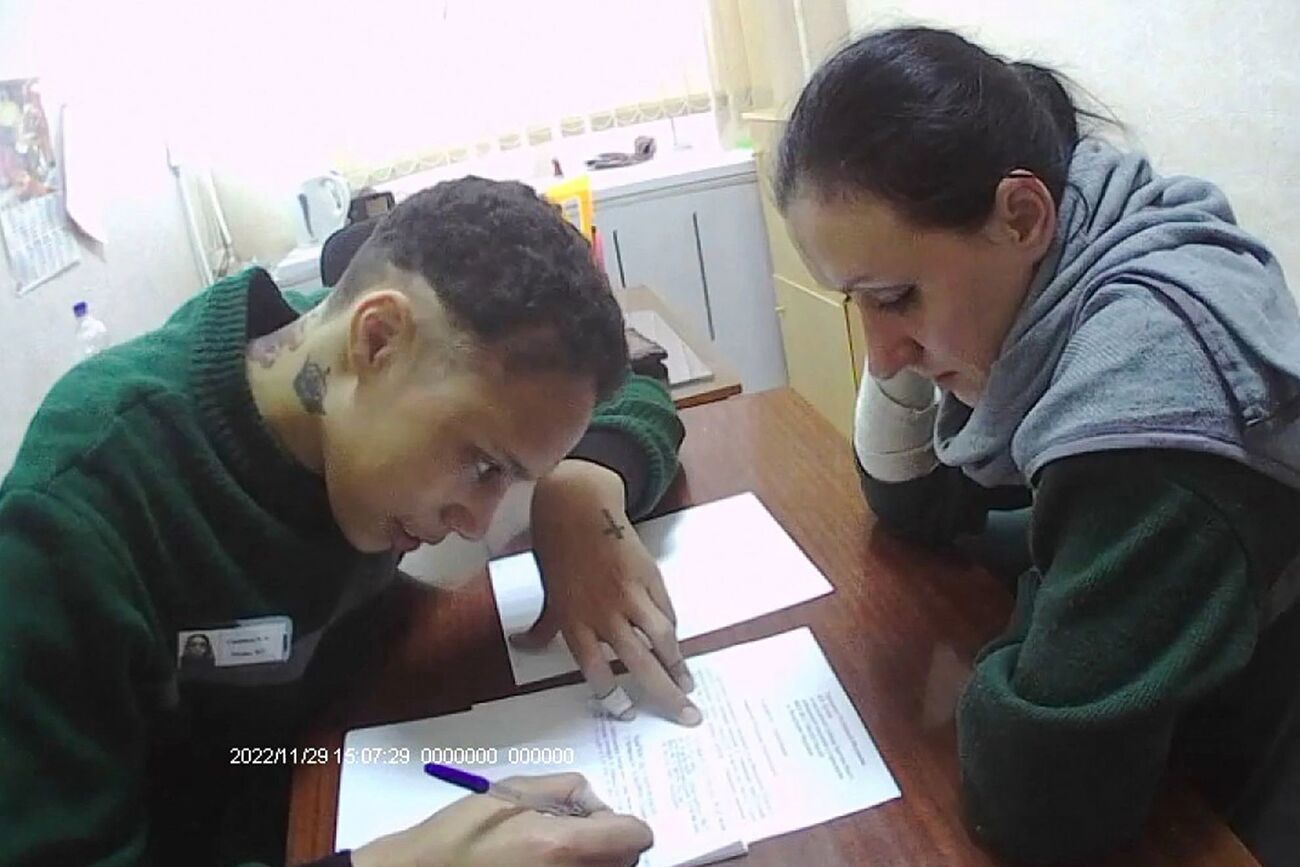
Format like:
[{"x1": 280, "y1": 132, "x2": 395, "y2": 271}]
[{"x1": 601, "y1": 508, "x2": 627, "y2": 540}]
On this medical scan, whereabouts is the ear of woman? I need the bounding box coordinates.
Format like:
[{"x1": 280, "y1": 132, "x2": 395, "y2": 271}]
[{"x1": 986, "y1": 174, "x2": 1056, "y2": 254}]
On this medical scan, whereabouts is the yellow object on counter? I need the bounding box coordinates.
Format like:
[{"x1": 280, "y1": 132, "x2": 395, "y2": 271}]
[{"x1": 542, "y1": 175, "x2": 594, "y2": 240}]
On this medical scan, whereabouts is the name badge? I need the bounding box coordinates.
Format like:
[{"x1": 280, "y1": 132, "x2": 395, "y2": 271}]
[{"x1": 176, "y1": 616, "x2": 293, "y2": 670}]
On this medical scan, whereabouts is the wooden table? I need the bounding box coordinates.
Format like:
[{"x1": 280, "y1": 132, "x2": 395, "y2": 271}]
[
  {"x1": 622, "y1": 285, "x2": 743, "y2": 408},
  {"x1": 286, "y1": 389, "x2": 1258, "y2": 866}
]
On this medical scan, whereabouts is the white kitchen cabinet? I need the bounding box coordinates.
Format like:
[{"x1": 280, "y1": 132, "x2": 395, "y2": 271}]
[
  {"x1": 594, "y1": 160, "x2": 788, "y2": 393},
  {"x1": 373, "y1": 149, "x2": 788, "y2": 395},
  {"x1": 691, "y1": 181, "x2": 788, "y2": 393},
  {"x1": 597, "y1": 192, "x2": 712, "y2": 345}
]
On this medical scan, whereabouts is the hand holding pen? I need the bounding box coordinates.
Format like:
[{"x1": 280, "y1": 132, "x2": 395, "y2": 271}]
[
  {"x1": 351, "y1": 770, "x2": 652, "y2": 867},
  {"x1": 424, "y1": 763, "x2": 591, "y2": 816}
]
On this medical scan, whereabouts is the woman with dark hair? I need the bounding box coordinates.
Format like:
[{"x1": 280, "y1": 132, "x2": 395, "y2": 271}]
[
  {"x1": 776, "y1": 26, "x2": 1300, "y2": 866},
  {"x1": 179, "y1": 632, "x2": 216, "y2": 669}
]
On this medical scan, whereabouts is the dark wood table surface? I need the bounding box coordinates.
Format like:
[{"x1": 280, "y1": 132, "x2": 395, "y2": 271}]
[{"x1": 287, "y1": 388, "x2": 1259, "y2": 866}]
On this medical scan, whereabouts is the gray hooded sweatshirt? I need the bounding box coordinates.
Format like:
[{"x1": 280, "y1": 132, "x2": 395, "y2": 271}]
[{"x1": 935, "y1": 137, "x2": 1300, "y2": 496}]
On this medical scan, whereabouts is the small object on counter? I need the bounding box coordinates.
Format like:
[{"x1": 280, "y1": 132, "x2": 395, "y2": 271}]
[
  {"x1": 626, "y1": 325, "x2": 670, "y2": 386},
  {"x1": 585, "y1": 135, "x2": 656, "y2": 170},
  {"x1": 347, "y1": 189, "x2": 395, "y2": 224},
  {"x1": 542, "y1": 175, "x2": 594, "y2": 239},
  {"x1": 294, "y1": 172, "x2": 350, "y2": 245}
]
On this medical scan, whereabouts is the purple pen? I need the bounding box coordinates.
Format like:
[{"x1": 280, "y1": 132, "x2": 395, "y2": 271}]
[{"x1": 423, "y1": 762, "x2": 589, "y2": 817}]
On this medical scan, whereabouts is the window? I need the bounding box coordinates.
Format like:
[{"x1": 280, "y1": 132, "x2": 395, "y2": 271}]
[{"x1": 161, "y1": 0, "x2": 717, "y2": 186}]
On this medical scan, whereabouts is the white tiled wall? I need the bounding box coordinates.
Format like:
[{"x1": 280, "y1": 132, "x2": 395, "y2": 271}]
[{"x1": 846, "y1": 0, "x2": 1300, "y2": 290}]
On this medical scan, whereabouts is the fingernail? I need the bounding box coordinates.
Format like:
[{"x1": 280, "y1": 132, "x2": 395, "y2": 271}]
[
  {"x1": 678, "y1": 704, "x2": 702, "y2": 726},
  {"x1": 671, "y1": 663, "x2": 695, "y2": 694}
]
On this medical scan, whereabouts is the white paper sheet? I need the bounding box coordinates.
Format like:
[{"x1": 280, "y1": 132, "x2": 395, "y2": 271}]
[
  {"x1": 61, "y1": 101, "x2": 108, "y2": 244},
  {"x1": 336, "y1": 628, "x2": 900, "y2": 865},
  {"x1": 492, "y1": 492, "x2": 834, "y2": 685},
  {"x1": 625, "y1": 308, "x2": 712, "y2": 386}
]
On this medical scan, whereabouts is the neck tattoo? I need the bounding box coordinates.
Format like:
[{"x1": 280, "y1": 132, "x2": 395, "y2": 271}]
[
  {"x1": 246, "y1": 308, "x2": 317, "y2": 370},
  {"x1": 294, "y1": 357, "x2": 330, "y2": 415}
]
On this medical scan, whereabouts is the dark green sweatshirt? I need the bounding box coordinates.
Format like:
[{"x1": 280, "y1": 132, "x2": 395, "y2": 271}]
[
  {"x1": 862, "y1": 449, "x2": 1300, "y2": 864},
  {"x1": 0, "y1": 268, "x2": 684, "y2": 866}
]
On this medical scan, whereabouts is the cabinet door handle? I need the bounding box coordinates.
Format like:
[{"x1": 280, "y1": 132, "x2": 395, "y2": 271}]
[
  {"x1": 775, "y1": 306, "x2": 786, "y2": 314},
  {"x1": 612, "y1": 229, "x2": 628, "y2": 289},
  {"x1": 691, "y1": 211, "x2": 717, "y2": 340}
]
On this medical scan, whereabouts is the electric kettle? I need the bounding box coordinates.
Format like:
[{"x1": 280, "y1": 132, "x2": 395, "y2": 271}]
[{"x1": 293, "y1": 172, "x2": 350, "y2": 245}]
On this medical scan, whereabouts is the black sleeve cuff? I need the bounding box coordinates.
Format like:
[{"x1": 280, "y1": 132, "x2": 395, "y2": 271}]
[
  {"x1": 856, "y1": 454, "x2": 1030, "y2": 547},
  {"x1": 567, "y1": 428, "x2": 647, "y2": 515},
  {"x1": 300, "y1": 850, "x2": 352, "y2": 867}
]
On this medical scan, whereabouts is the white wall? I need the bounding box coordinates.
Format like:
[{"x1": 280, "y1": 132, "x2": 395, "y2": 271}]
[
  {"x1": 846, "y1": 0, "x2": 1300, "y2": 288},
  {"x1": 0, "y1": 1, "x2": 204, "y2": 473}
]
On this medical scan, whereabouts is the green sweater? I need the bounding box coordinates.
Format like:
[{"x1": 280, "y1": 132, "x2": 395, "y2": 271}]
[
  {"x1": 0, "y1": 269, "x2": 684, "y2": 866},
  {"x1": 862, "y1": 449, "x2": 1300, "y2": 864}
]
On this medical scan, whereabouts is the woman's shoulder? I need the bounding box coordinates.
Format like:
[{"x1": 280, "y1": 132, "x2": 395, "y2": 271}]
[
  {"x1": 1014, "y1": 290, "x2": 1242, "y2": 478},
  {"x1": 1060, "y1": 285, "x2": 1220, "y2": 381}
]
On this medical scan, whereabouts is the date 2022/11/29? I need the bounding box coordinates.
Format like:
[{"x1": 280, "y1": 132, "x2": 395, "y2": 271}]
[{"x1": 228, "y1": 745, "x2": 577, "y2": 766}]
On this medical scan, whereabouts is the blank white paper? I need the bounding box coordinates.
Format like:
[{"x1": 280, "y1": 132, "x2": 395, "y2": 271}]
[{"x1": 491, "y1": 492, "x2": 834, "y2": 685}]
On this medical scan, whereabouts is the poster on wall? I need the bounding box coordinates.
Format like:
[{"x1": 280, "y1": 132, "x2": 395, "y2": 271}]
[{"x1": 0, "y1": 78, "x2": 79, "y2": 295}]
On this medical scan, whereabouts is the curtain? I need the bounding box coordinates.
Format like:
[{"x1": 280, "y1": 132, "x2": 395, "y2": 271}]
[{"x1": 703, "y1": 0, "x2": 756, "y2": 148}]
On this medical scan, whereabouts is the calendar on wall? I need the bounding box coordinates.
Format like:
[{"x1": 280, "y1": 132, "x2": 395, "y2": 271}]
[{"x1": 0, "y1": 77, "x2": 79, "y2": 295}]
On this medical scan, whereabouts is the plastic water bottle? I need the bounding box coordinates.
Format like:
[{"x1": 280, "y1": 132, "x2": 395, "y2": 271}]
[{"x1": 73, "y1": 301, "x2": 110, "y2": 358}]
